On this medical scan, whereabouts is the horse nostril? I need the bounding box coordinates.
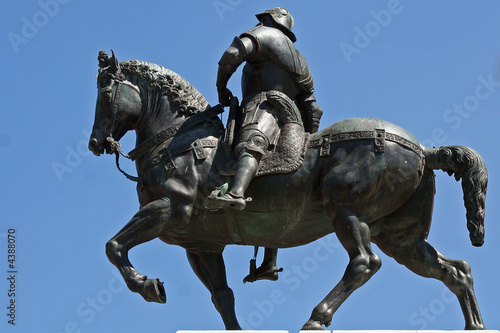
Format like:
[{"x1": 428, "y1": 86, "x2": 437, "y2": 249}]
[
  {"x1": 89, "y1": 138, "x2": 98, "y2": 149},
  {"x1": 89, "y1": 138, "x2": 103, "y2": 156}
]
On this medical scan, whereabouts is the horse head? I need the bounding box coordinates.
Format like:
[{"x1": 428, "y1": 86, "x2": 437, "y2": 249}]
[{"x1": 89, "y1": 50, "x2": 142, "y2": 156}]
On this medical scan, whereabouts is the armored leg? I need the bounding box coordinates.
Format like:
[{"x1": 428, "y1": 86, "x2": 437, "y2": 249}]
[
  {"x1": 228, "y1": 151, "x2": 260, "y2": 200},
  {"x1": 205, "y1": 151, "x2": 260, "y2": 210},
  {"x1": 243, "y1": 247, "x2": 283, "y2": 283},
  {"x1": 205, "y1": 106, "x2": 279, "y2": 210}
]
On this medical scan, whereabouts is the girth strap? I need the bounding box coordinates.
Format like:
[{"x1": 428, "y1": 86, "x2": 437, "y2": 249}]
[{"x1": 142, "y1": 138, "x2": 218, "y2": 173}]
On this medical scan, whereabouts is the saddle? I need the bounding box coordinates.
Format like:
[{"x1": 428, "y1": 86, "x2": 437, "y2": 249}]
[{"x1": 217, "y1": 92, "x2": 310, "y2": 177}]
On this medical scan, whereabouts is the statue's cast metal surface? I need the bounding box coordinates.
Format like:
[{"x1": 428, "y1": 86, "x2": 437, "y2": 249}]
[{"x1": 88, "y1": 8, "x2": 488, "y2": 331}]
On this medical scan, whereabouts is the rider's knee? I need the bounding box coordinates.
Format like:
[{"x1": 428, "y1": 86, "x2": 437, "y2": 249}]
[
  {"x1": 235, "y1": 106, "x2": 280, "y2": 157},
  {"x1": 236, "y1": 132, "x2": 269, "y2": 157}
]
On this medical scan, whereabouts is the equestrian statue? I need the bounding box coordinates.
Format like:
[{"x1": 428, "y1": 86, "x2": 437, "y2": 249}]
[{"x1": 88, "y1": 7, "x2": 488, "y2": 331}]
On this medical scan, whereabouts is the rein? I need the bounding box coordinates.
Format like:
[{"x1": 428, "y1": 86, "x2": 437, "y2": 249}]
[{"x1": 106, "y1": 137, "x2": 140, "y2": 182}]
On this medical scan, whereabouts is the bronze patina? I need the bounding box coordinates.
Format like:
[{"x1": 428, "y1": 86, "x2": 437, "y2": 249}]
[{"x1": 88, "y1": 8, "x2": 488, "y2": 331}]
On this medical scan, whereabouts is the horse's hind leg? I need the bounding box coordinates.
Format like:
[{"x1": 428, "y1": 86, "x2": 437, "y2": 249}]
[
  {"x1": 395, "y1": 240, "x2": 484, "y2": 330},
  {"x1": 106, "y1": 198, "x2": 171, "y2": 304},
  {"x1": 373, "y1": 174, "x2": 485, "y2": 330},
  {"x1": 302, "y1": 208, "x2": 382, "y2": 330},
  {"x1": 187, "y1": 251, "x2": 241, "y2": 330}
]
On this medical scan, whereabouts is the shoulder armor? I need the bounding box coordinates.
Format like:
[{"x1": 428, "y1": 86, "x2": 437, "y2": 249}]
[{"x1": 241, "y1": 25, "x2": 303, "y2": 75}]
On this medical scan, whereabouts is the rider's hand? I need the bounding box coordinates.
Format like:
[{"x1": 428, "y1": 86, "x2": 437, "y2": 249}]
[{"x1": 218, "y1": 87, "x2": 233, "y2": 107}]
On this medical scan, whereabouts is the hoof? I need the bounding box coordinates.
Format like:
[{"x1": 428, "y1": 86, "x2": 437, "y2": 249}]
[
  {"x1": 465, "y1": 324, "x2": 486, "y2": 330},
  {"x1": 141, "y1": 278, "x2": 166, "y2": 303},
  {"x1": 301, "y1": 320, "x2": 325, "y2": 330}
]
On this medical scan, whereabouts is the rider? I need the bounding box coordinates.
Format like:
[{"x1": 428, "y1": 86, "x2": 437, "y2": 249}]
[
  {"x1": 207, "y1": 7, "x2": 323, "y2": 210},
  {"x1": 205, "y1": 7, "x2": 324, "y2": 282}
]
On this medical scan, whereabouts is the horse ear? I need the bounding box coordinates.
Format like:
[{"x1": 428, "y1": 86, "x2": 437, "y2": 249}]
[
  {"x1": 98, "y1": 50, "x2": 110, "y2": 69},
  {"x1": 110, "y1": 50, "x2": 119, "y2": 72}
]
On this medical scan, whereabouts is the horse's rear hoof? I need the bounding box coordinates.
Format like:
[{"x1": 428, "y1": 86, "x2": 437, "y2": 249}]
[
  {"x1": 301, "y1": 319, "x2": 325, "y2": 330},
  {"x1": 141, "y1": 278, "x2": 166, "y2": 303}
]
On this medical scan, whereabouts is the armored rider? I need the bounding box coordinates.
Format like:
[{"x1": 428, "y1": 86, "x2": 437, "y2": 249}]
[
  {"x1": 205, "y1": 7, "x2": 324, "y2": 282},
  {"x1": 206, "y1": 7, "x2": 323, "y2": 210}
]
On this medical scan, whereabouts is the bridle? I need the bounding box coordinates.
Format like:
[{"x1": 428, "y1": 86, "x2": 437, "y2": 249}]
[
  {"x1": 100, "y1": 71, "x2": 130, "y2": 150},
  {"x1": 96, "y1": 71, "x2": 140, "y2": 181},
  {"x1": 108, "y1": 73, "x2": 126, "y2": 141},
  {"x1": 96, "y1": 69, "x2": 224, "y2": 183}
]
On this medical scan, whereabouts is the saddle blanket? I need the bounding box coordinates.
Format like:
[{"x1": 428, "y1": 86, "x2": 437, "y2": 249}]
[{"x1": 217, "y1": 122, "x2": 309, "y2": 178}]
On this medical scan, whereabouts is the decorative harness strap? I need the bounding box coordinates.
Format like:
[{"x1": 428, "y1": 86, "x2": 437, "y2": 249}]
[
  {"x1": 113, "y1": 104, "x2": 224, "y2": 182},
  {"x1": 142, "y1": 138, "x2": 218, "y2": 174},
  {"x1": 128, "y1": 104, "x2": 224, "y2": 161},
  {"x1": 309, "y1": 129, "x2": 423, "y2": 157}
]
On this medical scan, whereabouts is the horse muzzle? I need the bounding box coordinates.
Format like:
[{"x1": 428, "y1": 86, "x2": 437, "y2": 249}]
[
  {"x1": 88, "y1": 137, "x2": 104, "y2": 156},
  {"x1": 88, "y1": 127, "x2": 109, "y2": 156}
]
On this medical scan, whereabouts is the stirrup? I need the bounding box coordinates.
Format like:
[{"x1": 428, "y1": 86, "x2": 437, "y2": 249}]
[
  {"x1": 204, "y1": 185, "x2": 251, "y2": 211},
  {"x1": 243, "y1": 261, "x2": 283, "y2": 283}
]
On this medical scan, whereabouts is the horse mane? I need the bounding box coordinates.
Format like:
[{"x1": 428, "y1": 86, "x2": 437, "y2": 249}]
[{"x1": 119, "y1": 60, "x2": 210, "y2": 116}]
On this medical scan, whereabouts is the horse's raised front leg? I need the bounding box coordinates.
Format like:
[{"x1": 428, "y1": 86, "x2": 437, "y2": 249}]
[
  {"x1": 187, "y1": 251, "x2": 241, "y2": 330},
  {"x1": 106, "y1": 198, "x2": 172, "y2": 303},
  {"x1": 302, "y1": 209, "x2": 382, "y2": 330}
]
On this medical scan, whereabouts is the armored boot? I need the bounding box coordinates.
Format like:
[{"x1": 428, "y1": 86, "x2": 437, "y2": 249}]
[
  {"x1": 205, "y1": 153, "x2": 259, "y2": 210},
  {"x1": 243, "y1": 247, "x2": 283, "y2": 283}
]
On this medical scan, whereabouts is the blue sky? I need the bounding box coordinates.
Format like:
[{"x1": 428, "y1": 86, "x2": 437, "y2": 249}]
[{"x1": 1, "y1": 0, "x2": 500, "y2": 332}]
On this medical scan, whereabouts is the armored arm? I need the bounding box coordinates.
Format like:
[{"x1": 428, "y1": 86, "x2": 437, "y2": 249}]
[
  {"x1": 296, "y1": 92, "x2": 323, "y2": 134},
  {"x1": 217, "y1": 36, "x2": 255, "y2": 106},
  {"x1": 292, "y1": 51, "x2": 323, "y2": 133}
]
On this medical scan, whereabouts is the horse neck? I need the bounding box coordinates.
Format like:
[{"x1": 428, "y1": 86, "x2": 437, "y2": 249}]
[{"x1": 134, "y1": 94, "x2": 187, "y2": 147}]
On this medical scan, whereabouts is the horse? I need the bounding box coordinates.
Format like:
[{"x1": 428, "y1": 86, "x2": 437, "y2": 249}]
[{"x1": 88, "y1": 51, "x2": 488, "y2": 330}]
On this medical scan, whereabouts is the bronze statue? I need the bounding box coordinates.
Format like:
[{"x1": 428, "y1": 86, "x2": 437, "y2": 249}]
[{"x1": 88, "y1": 9, "x2": 488, "y2": 331}]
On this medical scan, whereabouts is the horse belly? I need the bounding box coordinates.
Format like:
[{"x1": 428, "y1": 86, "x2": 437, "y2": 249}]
[{"x1": 228, "y1": 148, "x2": 332, "y2": 248}]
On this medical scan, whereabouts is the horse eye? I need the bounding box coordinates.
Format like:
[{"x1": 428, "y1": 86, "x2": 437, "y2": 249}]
[
  {"x1": 99, "y1": 77, "x2": 111, "y2": 87},
  {"x1": 100, "y1": 87, "x2": 113, "y2": 103}
]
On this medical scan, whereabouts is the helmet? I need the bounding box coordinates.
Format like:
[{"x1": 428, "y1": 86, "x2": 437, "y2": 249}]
[{"x1": 256, "y1": 7, "x2": 296, "y2": 43}]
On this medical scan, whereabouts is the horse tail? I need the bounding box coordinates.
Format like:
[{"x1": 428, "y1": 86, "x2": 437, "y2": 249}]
[{"x1": 423, "y1": 145, "x2": 487, "y2": 247}]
